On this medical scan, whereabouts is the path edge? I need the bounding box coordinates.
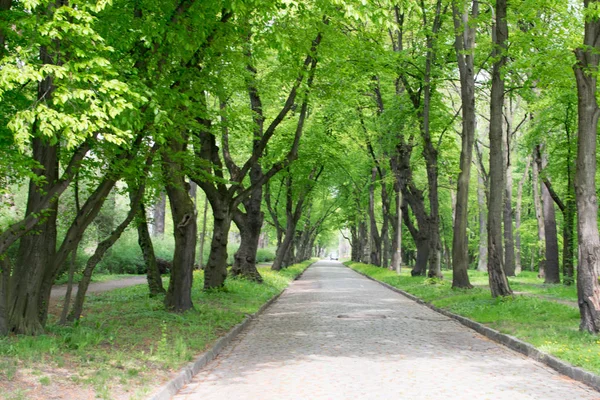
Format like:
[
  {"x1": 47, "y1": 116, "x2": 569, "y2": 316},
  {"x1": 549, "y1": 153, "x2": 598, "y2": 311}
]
[
  {"x1": 346, "y1": 265, "x2": 600, "y2": 392},
  {"x1": 147, "y1": 262, "x2": 315, "y2": 400}
]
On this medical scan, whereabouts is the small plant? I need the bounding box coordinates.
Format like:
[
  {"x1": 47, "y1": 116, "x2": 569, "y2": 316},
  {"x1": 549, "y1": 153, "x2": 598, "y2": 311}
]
[{"x1": 39, "y1": 376, "x2": 51, "y2": 386}]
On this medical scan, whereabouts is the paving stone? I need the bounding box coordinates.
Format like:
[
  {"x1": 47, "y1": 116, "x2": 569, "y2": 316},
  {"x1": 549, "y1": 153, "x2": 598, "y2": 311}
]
[{"x1": 173, "y1": 261, "x2": 600, "y2": 400}]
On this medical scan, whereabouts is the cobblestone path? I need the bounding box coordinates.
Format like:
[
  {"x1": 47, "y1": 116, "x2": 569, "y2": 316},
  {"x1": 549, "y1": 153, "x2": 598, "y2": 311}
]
[{"x1": 173, "y1": 261, "x2": 600, "y2": 400}]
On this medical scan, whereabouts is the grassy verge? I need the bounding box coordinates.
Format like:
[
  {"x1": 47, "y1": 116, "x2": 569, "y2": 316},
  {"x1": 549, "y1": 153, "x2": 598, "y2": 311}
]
[
  {"x1": 0, "y1": 260, "x2": 314, "y2": 400},
  {"x1": 345, "y1": 261, "x2": 600, "y2": 376}
]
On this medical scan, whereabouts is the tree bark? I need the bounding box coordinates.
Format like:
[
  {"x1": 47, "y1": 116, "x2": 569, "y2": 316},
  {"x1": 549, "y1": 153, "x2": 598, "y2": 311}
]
[
  {"x1": 503, "y1": 138, "x2": 516, "y2": 276},
  {"x1": 531, "y1": 148, "x2": 546, "y2": 278},
  {"x1": 198, "y1": 195, "x2": 209, "y2": 268},
  {"x1": 163, "y1": 133, "x2": 197, "y2": 309},
  {"x1": 203, "y1": 202, "x2": 230, "y2": 288},
  {"x1": 232, "y1": 197, "x2": 264, "y2": 282},
  {"x1": 0, "y1": 257, "x2": 10, "y2": 335},
  {"x1": 390, "y1": 185, "x2": 402, "y2": 273},
  {"x1": 515, "y1": 157, "x2": 530, "y2": 275},
  {"x1": 535, "y1": 145, "x2": 560, "y2": 284},
  {"x1": 487, "y1": 0, "x2": 512, "y2": 297},
  {"x1": 573, "y1": 6, "x2": 600, "y2": 331},
  {"x1": 451, "y1": 0, "x2": 477, "y2": 289},
  {"x1": 152, "y1": 192, "x2": 167, "y2": 236},
  {"x1": 477, "y1": 170, "x2": 488, "y2": 272},
  {"x1": 60, "y1": 179, "x2": 80, "y2": 325},
  {"x1": 136, "y1": 201, "x2": 165, "y2": 296},
  {"x1": 369, "y1": 168, "x2": 382, "y2": 266}
]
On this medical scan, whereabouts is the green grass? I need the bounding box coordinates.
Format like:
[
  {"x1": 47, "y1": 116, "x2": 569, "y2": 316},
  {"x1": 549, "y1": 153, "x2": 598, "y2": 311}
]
[
  {"x1": 345, "y1": 261, "x2": 600, "y2": 376},
  {"x1": 0, "y1": 260, "x2": 314, "y2": 399},
  {"x1": 54, "y1": 273, "x2": 138, "y2": 286}
]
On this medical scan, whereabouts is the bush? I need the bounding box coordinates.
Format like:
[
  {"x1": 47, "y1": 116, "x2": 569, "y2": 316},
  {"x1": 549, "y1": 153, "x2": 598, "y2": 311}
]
[{"x1": 256, "y1": 247, "x2": 276, "y2": 263}]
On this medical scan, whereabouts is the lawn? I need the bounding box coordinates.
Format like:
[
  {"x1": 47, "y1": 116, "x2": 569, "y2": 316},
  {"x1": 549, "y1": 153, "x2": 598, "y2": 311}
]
[
  {"x1": 345, "y1": 262, "x2": 600, "y2": 376},
  {"x1": 0, "y1": 261, "x2": 313, "y2": 400}
]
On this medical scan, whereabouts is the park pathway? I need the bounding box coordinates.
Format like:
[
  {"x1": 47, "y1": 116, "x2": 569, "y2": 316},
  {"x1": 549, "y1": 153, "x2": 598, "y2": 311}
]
[{"x1": 173, "y1": 261, "x2": 599, "y2": 400}]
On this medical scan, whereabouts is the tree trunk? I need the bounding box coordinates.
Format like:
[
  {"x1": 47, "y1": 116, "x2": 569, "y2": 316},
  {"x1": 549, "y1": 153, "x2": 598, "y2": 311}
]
[
  {"x1": 390, "y1": 185, "x2": 402, "y2": 273},
  {"x1": 8, "y1": 137, "x2": 59, "y2": 335},
  {"x1": 477, "y1": 171, "x2": 488, "y2": 272},
  {"x1": 60, "y1": 178, "x2": 81, "y2": 325},
  {"x1": 59, "y1": 247, "x2": 78, "y2": 325},
  {"x1": 487, "y1": 0, "x2": 512, "y2": 297},
  {"x1": 203, "y1": 202, "x2": 230, "y2": 289},
  {"x1": 198, "y1": 195, "x2": 209, "y2": 269},
  {"x1": 165, "y1": 180, "x2": 197, "y2": 309},
  {"x1": 536, "y1": 145, "x2": 560, "y2": 284},
  {"x1": 0, "y1": 258, "x2": 10, "y2": 335},
  {"x1": 503, "y1": 146, "x2": 516, "y2": 276},
  {"x1": 531, "y1": 149, "x2": 546, "y2": 278},
  {"x1": 414, "y1": 237, "x2": 430, "y2": 277},
  {"x1": 515, "y1": 157, "x2": 531, "y2": 275},
  {"x1": 369, "y1": 168, "x2": 382, "y2": 266},
  {"x1": 232, "y1": 203, "x2": 264, "y2": 282},
  {"x1": 450, "y1": 0, "x2": 477, "y2": 289},
  {"x1": 69, "y1": 184, "x2": 145, "y2": 321},
  {"x1": 563, "y1": 118, "x2": 575, "y2": 285},
  {"x1": 152, "y1": 192, "x2": 167, "y2": 236},
  {"x1": 136, "y1": 202, "x2": 165, "y2": 296},
  {"x1": 8, "y1": 39, "x2": 60, "y2": 334},
  {"x1": 573, "y1": 7, "x2": 600, "y2": 332}
]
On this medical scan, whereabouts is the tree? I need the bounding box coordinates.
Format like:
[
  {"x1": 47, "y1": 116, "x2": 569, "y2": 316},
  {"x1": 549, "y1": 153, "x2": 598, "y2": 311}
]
[
  {"x1": 450, "y1": 0, "x2": 478, "y2": 289},
  {"x1": 573, "y1": 0, "x2": 600, "y2": 333},
  {"x1": 487, "y1": 0, "x2": 512, "y2": 297}
]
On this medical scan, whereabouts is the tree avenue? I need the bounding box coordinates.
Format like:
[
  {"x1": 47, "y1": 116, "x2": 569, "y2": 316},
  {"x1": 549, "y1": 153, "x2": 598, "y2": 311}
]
[{"x1": 1, "y1": 0, "x2": 600, "y2": 338}]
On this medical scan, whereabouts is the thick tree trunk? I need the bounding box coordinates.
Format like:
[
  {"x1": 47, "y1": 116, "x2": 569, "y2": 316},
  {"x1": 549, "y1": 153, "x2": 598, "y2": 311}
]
[
  {"x1": 414, "y1": 237, "x2": 430, "y2": 277},
  {"x1": 487, "y1": 0, "x2": 512, "y2": 297},
  {"x1": 232, "y1": 202, "x2": 264, "y2": 282},
  {"x1": 531, "y1": 150, "x2": 546, "y2": 278},
  {"x1": 9, "y1": 39, "x2": 61, "y2": 333},
  {"x1": 8, "y1": 136, "x2": 59, "y2": 335},
  {"x1": 0, "y1": 258, "x2": 10, "y2": 335},
  {"x1": 536, "y1": 146, "x2": 560, "y2": 284},
  {"x1": 203, "y1": 203, "x2": 230, "y2": 289},
  {"x1": 477, "y1": 171, "x2": 488, "y2": 272},
  {"x1": 136, "y1": 202, "x2": 165, "y2": 296},
  {"x1": 165, "y1": 181, "x2": 197, "y2": 309},
  {"x1": 573, "y1": 9, "x2": 600, "y2": 332}
]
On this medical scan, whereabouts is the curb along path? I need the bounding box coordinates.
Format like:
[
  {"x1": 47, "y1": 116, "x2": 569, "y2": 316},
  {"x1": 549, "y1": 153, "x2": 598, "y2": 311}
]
[{"x1": 170, "y1": 261, "x2": 599, "y2": 400}]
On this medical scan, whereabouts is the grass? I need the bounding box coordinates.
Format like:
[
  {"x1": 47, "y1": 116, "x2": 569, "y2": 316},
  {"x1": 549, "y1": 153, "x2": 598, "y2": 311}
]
[
  {"x1": 0, "y1": 260, "x2": 314, "y2": 399},
  {"x1": 345, "y1": 261, "x2": 600, "y2": 376},
  {"x1": 54, "y1": 273, "x2": 139, "y2": 286}
]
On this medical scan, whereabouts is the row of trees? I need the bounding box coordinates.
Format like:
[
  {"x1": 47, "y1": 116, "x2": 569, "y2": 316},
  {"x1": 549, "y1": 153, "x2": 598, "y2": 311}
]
[
  {"x1": 330, "y1": 0, "x2": 600, "y2": 333},
  {"x1": 0, "y1": 0, "x2": 344, "y2": 336},
  {"x1": 2, "y1": 0, "x2": 600, "y2": 336}
]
